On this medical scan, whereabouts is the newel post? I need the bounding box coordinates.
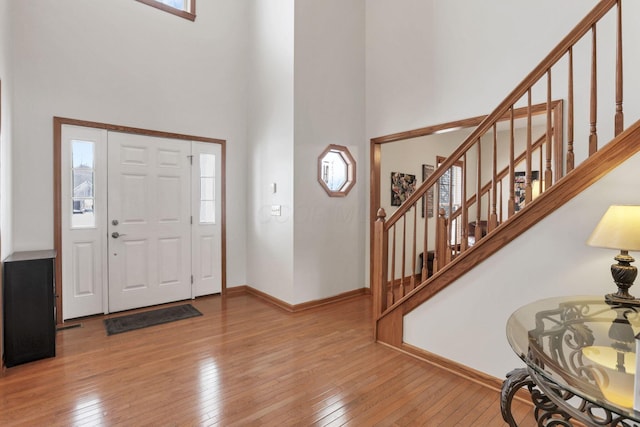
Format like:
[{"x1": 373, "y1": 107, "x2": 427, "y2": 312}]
[{"x1": 372, "y1": 208, "x2": 388, "y2": 324}]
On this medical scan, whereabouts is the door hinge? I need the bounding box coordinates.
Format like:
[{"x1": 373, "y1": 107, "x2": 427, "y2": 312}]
[
  {"x1": 187, "y1": 155, "x2": 193, "y2": 165},
  {"x1": 190, "y1": 216, "x2": 193, "y2": 225},
  {"x1": 191, "y1": 275, "x2": 194, "y2": 285}
]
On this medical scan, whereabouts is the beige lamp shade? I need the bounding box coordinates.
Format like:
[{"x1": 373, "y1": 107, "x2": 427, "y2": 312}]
[{"x1": 587, "y1": 206, "x2": 640, "y2": 251}]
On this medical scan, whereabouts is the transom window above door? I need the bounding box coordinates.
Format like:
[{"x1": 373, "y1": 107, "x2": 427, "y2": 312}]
[{"x1": 136, "y1": 0, "x2": 196, "y2": 21}]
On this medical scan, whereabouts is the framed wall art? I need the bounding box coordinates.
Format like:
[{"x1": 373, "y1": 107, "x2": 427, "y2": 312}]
[{"x1": 391, "y1": 172, "x2": 416, "y2": 206}]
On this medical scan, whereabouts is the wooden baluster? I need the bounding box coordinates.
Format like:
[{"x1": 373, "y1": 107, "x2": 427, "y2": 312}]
[
  {"x1": 508, "y1": 107, "x2": 516, "y2": 217},
  {"x1": 410, "y1": 205, "x2": 417, "y2": 290},
  {"x1": 389, "y1": 223, "x2": 396, "y2": 307},
  {"x1": 422, "y1": 190, "x2": 429, "y2": 282},
  {"x1": 401, "y1": 215, "x2": 407, "y2": 298},
  {"x1": 372, "y1": 208, "x2": 387, "y2": 319},
  {"x1": 499, "y1": 180, "x2": 503, "y2": 224},
  {"x1": 615, "y1": 0, "x2": 623, "y2": 135},
  {"x1": 436, "y1": 208, "x2": 449, "y2": 267},
  {"x1": 448, "y1": 166, "x2": 453, "y2": 251},
  {"x1": 461, "y1": 155, "x2": 468, "y2": 252},
  {"x1": 445, "y1": 214, "x2": 451, "y2": 265},
  {"x1": 433, "y1": 177, "x2": 441, "y2": 273},
  {"x1": 545, "y1": 70, "x2": 553, "y2": 189},
  {"x1": 486, "y1": 195, "x2": 491, "y2": 229},
  {"x1": 475, "y1": 141, "x2": 482, "y2": 244},
  {"x1": 490, "y1": 124, "x2": 498, "y2": 231},
  {"x1": 538, "y1": 145, "x2": 544, "y2": 197},
  {"x1": 439, "y1": 208, "x2": 445, "y2": 268},
  {"x1": 525, "y1": 89, "x2": 533, "y2": 204},
  {"x1": 567, "y1": 47, "x2": 575, "y2": 172},
  {"x1": 589, "y1": 24, "x2": 598, "y2": 155}
]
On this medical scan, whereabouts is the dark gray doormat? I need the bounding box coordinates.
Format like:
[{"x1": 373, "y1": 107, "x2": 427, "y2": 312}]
[{"x1": 104, "y1": 304, "x2": 202, "y2": 335}]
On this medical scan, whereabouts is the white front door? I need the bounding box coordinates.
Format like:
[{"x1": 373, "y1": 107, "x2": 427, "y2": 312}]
[{"x1": 107, "y1": 132, "x2": 192, "y2": 313}]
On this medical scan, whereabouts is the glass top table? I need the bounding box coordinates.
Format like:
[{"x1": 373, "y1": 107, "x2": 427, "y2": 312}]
[{"x1": 502, "y1": 295, "x2": 640, "y2": 426}]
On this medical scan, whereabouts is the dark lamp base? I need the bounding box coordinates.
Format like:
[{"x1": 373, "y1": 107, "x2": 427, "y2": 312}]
[{"x1": 606, "y1": 252, "x2": 639, "y2": 306}]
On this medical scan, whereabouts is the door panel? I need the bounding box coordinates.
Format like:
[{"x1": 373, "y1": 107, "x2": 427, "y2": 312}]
[
  {"x1": 158, "y1": 176, "x2": 182, "y2": 221},
  {"x1": 72, "y1": 242, "x2": 98, "y2": 296},
  {"x1": 121, "y1": 239, "x2": 149, "y2": 290},
  {"x1": 108, "y1": 132, "x2": 191, "y2": 313},
  {"x1": 158, "y1": 237, "x2": 182, "y2": 285},
  {"x1": 121, "y1": 174, "x2": 148, "y2": 222}
]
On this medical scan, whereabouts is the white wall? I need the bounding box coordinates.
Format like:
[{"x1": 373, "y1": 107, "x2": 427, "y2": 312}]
[
  {"x1": 0, "y1": 0, "x2": 12, "y2": 258},
  {"x1": 246, "y1": 0, "x2": 296, "y2": 302},
  {"x1": 366, "y1": 0, "x2": 640, "y2": 379},
  {"x1": 292, "y1": 0, "x2": 366, "y2": 304},
  {"x1": 9, "y1": 0, "x2": 249, "y2": 286},
  {"x1": 246, "y1": 0, "x2": 366, "y2": 305},
  {"x1": 405, "y1": 153, "x2": 640, "y2": 378}
]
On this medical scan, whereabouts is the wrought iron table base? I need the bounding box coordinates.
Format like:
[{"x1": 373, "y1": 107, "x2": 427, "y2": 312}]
[{"x1": 501, "y1": 368, "x2": 638, "y2": 427}]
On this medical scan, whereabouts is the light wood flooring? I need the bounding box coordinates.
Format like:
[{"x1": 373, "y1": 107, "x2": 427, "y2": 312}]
[{"x1": 0, "y1": 293, "x2": 536, "y2": 426}]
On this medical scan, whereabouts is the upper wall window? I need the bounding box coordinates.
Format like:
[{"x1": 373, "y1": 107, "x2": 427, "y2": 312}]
[{"x1": 136, "y1": 0, "x2": 196, "y2": 21}]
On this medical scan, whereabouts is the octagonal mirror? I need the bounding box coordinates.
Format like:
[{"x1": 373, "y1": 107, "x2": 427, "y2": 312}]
[{"x1": 318, "y1": 144, "x2": 356, "y2": 197}]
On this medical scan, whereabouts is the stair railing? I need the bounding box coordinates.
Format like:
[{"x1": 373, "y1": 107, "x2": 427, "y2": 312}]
[{"x1": 373, "y1": 0, "x2": 625, "y2": 318}]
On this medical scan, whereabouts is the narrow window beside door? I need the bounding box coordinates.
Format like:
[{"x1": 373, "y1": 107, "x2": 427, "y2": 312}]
[
  {"x1": 199, "y1": 153, "x2": 215, "y2": 224},
  {"x1": 71, "y1": 140, "x2": 95, "y2": 228}
]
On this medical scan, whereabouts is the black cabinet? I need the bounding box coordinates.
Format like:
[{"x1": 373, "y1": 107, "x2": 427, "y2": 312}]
[{"x1": 3, "y1": 250, "x2": 56, "y2": 367}]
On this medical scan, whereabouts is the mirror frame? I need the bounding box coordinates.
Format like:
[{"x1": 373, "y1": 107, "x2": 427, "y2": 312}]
[{"x1": 317, "y1": 144, "x2": 356, "y2": 197}]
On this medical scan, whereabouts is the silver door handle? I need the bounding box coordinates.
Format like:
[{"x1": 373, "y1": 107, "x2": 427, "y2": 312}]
[{"x1": 111, "y1": 232, "x2": 126, "y2": 239}]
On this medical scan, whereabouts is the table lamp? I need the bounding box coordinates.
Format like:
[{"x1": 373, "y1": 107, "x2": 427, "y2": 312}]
[{"x1": 587, "y1": 205, "x2": 640, "y2": 306}]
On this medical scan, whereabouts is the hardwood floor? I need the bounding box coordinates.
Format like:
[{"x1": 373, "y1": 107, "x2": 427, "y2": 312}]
[{"x1": 0, "y1": 294, "x2": 536, "y2": 426}]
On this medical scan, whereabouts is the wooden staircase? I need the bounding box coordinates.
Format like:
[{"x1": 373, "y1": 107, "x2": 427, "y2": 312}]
[{"x1": 370, "y1": 0, "x2": 640, "y2": 347}]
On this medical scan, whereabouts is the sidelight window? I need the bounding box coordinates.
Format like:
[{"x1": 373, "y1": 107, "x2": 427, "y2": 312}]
[
  {"x1": 71, "y1": 140, "x2": 96, "y2": 228},
  {"x1": 199, "y1": 153, "x2": 215, "y2": 224}
]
